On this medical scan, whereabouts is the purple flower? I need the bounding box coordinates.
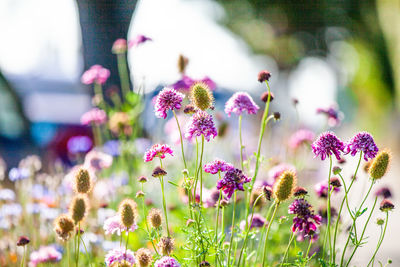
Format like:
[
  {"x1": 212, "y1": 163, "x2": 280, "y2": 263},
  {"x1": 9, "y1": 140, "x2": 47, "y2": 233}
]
[
  {"x1": 311, "y1": 131, "x2": 345, "y2": 160},
  {"x1": 314, "y1": 182, "x2": 340, "y2": 198},
  {"x1": 216, "y1": 168, "x2": 251, "y2": 198},
  {"x1": 154, "y1": 256, "x2": 181, "y2": 267},
  {"x1": 29, "y1": 246, "x2": 62, "y2": 267},
  {"x1": 170, "y1": 75, "x2": 216, "y2": 92},
  {"x1": 81, "y1": 65, "x2": 110, "y2": 85},
  {"x1": 185, "y1": 111, "x2": 217, "y2": 142},
  {"x1": 316, "y1": 105, "x2": 343, "y2": 127},
  {"x1": 80, "y1": 108, "x2": 107, "y2": 125},
  {"x1": 105, "y1": 247, "x2": 135, "y2": 266},
  {"x1": 144, "y1": 144, "x2": 173, "y2": 162},
  {"x1": 67, "y1": 136, "x2": 93, "y2": 154},
  {"x1": 8, "y1": 167, "x2": 30, "y2": 182},
  {"x1": 375, "y1": 187, "x2": 392, "y2": 199},
  {"x1": 128, "y1": 34, "x2": 152, "y2": 48},
  {"x1": 288, "y1": 198, "x2": 321, "y2": 235},
  {"x1": 204, "y1": 159, "x2": 234, "y2": 174},
  {"x1": 224, "y1": 92, "x2": 259, "y2": 117},
  {"x1": 345, "y1": 132, "x2": 379, "y2": 161},
  {"x1": 103, "y1": 216, "x2": 138, "y2": 236},
  {"x1": 154, "y1": 87, "x2": 185, "y2": 119},
  {"x1": 288, "y1": 129, "x2": 315, "y2": 150},
  {"x1": 240, "y1": 213, "x2": 266, "y2": 230}
]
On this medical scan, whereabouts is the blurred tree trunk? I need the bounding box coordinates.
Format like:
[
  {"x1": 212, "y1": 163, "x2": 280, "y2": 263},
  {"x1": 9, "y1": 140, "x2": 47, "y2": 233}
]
[{"x1": 76, "y1": 0, "x2": 138, "y2": 91}]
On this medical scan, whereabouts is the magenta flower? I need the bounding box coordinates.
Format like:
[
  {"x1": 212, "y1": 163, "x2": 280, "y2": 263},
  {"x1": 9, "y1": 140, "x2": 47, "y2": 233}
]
[
  {"x1": 288, "y1": 198, "x2": 321, "y2": 235},
  {"x1": 216, "y1": 167, "x2": 251, "y2": 198},
  {"x1": 128, "y1": 34, "x2": 152, "y2": 48},
  {"x1": 345, "y1": 132, "x2": 379, "y2": 161},
  {"x1": 105, "y1": 247, "x2": 135, "y2": 266},
  {"x1": 316, "y1": 105, "x2": 342, "y2": 127},
  {"x1": 240, "y1": 213, "x2": 266, "y2": 230},
  {"x1": 311, "y1": 131, "x2": 345, "y2": 160},
  {"x1": 289, "y1": 129, "x2": 315, "y2": 150},
  {"x1": 112, "y1": 38, "x2": 127, "y2": 54},
  {"x1": 80, "y1": 108, "x2": 107, "y2": 125},
  {"x1": 224, "y1": 92, "x2": 259, "y2": 117},
  {"x1": 81, "y1": 65, "x2": 110, "y2": 85},
  {"x1": 154, "y1": 87, "x2": 185, "y2": 119},
  {"x1": 144, "y1": 144, "x2": 173, "y2": 162},
  {"x1": 375, "y1": 187, "x2": 392, "y2": 199},
  {"x1": 170, "y1": 75, "x2": 216, "y2": 92},
  {"x1": 29, "y1": 246, "x2": 62, "y2": 267},
  {"x1": 314, "y1": 181, "x2": 340, "y2": 198},
  {"x1": 204, "y1": 158, "x2": 234, "y2": 174},
  {"x1": 103, "y1": 215, "x2": 138, "y2": 236},
  {"x1": 185, "y1": 110, "x2": 217, "y2": 142},
  {"x1": 154, "y1": 256, "x2": 181, "y2": 267}
]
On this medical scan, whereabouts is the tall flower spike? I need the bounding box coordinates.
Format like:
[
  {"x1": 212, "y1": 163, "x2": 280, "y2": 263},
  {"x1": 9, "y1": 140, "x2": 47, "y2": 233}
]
[
  {"x1": 311, "y1": 131, "x2": 345, "y2": 160},
  {"x1": 224, "y1": 92, "x2": 259, "y2": 117},
  {"x1": 273, "y1": 170, "x2": 296, "y2": 203},
  {"x1": 185, "y1": 110, "x2": 217, "y2": 142},
  {"x1": 190, "y1": 82, "x2": 214, "y2": 111},
  {"x1": 345, "y1": 132, "x2": 379, "y2": 161},
  {"x1": 154, "y1": 87, "x2": 185, "y2": 119},
  {"x1": 369, "y1": 149, "x2": 391, "y2": 180}
]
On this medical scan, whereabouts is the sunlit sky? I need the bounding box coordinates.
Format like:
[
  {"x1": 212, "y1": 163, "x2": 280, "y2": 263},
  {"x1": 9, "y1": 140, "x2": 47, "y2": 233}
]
[{"x1": 0, "y1": 0, "x2": 337, "y2": 127}]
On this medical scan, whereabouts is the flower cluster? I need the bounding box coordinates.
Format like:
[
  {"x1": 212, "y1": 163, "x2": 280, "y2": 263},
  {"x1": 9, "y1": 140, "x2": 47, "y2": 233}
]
[
  {"x1": 185, "y1": 111, "x2": 217, "y2": 142},
  {"x1": 216, "y1": 167, "x2": 251, "y2": 198},
  {"x1": 103, "y1": 215, "x2": 138, "y2": 235},
  {"x1": 345, "y1": 132, "x2": 379, "y2": 161},
  {"x1": 154, "y1": 87, "x2": 185, "y2": 119},
  {"x1": 81, "y1": 108, "x2": 107, "y2": 125},
  {"x1": 288, "y1": 198, "x2": 321, "y2": 235},
  {"x1": 154, "y1": 256, "x2": 181, "y2": 267},
  {"x1": 171, "y1": 75, "x2": 216, "y2": 92},
  {"x1": 105, "y1": 247, "x2": 136, "y2": 266},
  {"x1": 81, "y1": 65, "x2": 110, "y2": 85},
  {"x1": 311, "y1": 131, "x2": 345, "y2": 160},
  {"x1": 29, "y1": 246, "x2": 62, "y2": 267},
  {"x1": 288, "y1": 129, "x2": 315, "y2": 150},
  {"x1": 224, "y1": 92, "x2": 259, "y2": 117},
  {"x1": 144, "y1": 144, "x2": 173, "y2": 162},
  {"x1": 204, "y1": 159, "x2": 233, "y2": 174}
]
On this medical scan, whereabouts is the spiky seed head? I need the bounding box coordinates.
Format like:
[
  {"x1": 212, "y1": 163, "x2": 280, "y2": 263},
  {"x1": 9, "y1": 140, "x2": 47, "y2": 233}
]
[
  {"x1": 273, "y1": 170, "x2": 296, "y2": 203},
  {"x1": 74, "y1": 168, "x2": 92, "y2": 194},
  {"x1": 16, "y1": 236, "x2": 30, "y2": 246},
  {"x1": 118, "y1": 198, "x2": 137, "y2": 228},
  {"x1": 54, "y1": 214, "x2": 75, "y2": 241},
  {"x1": 136, "y1": 248, "x2": 153, "y2": 267},
  {"x1": 293, "y1": 186, "x2": 308, "y2": 198},
  {"x1": 380, "y1": 199, "x2": 394, "y2": 212},
  {"x1": 369, "y1": 150, "x2": 391, "y2": 180},
  {"x1": 330, "y1": 177, "x2": 341, "y2": 188},
  {"x1": 190, "y1": 82, "x2": 214, "y2": 111},
  {"x1": 69, "y1": 195, "x2": 89, "y2": 224},
  {"x1": 148, "y1": 208, "x2": 162, "y2": 228},
  {"x1": 158, "y1": 236, "x2": 174, "y2": 255}
]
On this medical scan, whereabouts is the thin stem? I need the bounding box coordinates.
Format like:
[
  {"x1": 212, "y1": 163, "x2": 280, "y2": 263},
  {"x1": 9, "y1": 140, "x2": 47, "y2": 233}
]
[
  {"x1": 280, "y1": 231, "x2": 295, "y2": 266},
  {"x1": 199, "y1": 135, "x2": 205, "y2": 206},
  {"x1": 228, "y1": 191, "x2": 237, "y2": 266},
  {"x1": 239, "y1": 115, "x2": 244, "y2": 171},
  {"x1": 159, "y1": 159, "x2": 170, "y2": 237},
  {"x1": 125, "y1": 231, "x2": 130, "y2": 261},
  {"x1": 255, "y1": 202, "x2": 276, "y2": 263},
  {"x1": 262, "y1": 202, "x2": 279, "y2": 266},
  {"x1": 79, "y1": 235, "x2": 92, "y2": 267},
  {"x1": 117, "y1": 53, "x2": 131, "y2": 98},
  {"x1": 324, "y1": 155, "x2": 333, "y2": 260},
  {"x1": 21, "y1": 246, "x2": 25, "y2": 267},
  {"x1": 172, "y1": 110, "x2": 187, "y2": 169},
  {"x1": 76, "y1": 223, "x2": 81, "y2": 267},
  {"x1": 215, "y1": 188, "x2": 222, "y2": 243},
  {"x1": 367, "y1": 212, "x2": 389, "y2": 267},
  {"x1": 303, "y1": 237, "x2": 313, "y2": 267}
]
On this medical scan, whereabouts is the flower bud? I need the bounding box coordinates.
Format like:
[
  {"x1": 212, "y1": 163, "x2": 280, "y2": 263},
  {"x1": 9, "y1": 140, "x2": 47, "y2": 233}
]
[
  {"x1": 152, "y1": 166, "x2": 167, "y2": 178},
  {"x1": 263, "y1": 185, "x2": 273, "y2": 201},
  {"x1": 273, "y1": 170, "x2": 296, "y2": 203},
  {"x1": 260, "y1": 92, "x2": 274, "y2": 103},
  {"x1": 332, "y1": 166, "x2": 342, "y2": 175},
  {"x1": 369, "y1": 149, "x2": 391, "y2": 180},
  {"x1": 376, "y1": 218, "x2": 385, "y2": 225},
  {"x1": 293, "y1": 186, "x2": 308, "y2": 198},
  {"x1": 380, "y1": 199, "x2": 394, "y2": 212},
  {"x1": 273, "y1": 112, "x2": 281, "y2": 121},
  {"x1": 16, "y1": 236, "x2": 30, "y2": 246},
  {"x1": 257, "y1": 70, "x2": 271, "y2": 82},
  {"x1": 330, "y1": 177, "x2": 341, "y2": 188},
  {"x1": 138, "y1": 176, "x2": 148, "y2": 183},
  {"x1": 74, "y1": 168, "x2": 92, "y2": 194}
]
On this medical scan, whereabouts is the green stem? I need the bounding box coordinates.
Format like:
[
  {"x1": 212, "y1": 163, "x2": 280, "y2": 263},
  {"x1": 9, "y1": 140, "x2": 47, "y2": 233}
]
[
  {"x1": 303, "y1": 237, "x2": 313, "y2": 267},
  {"x1": 255, "y1": 201, "x2": 275, "y2": 263},
  {"x1": 117, "y1": 53, "x2": 131, "y2": 98},
  {"x1": 79, "y1": 235, "x2": 92, "y2": 267},
  {"x1": 367, "y1": 212, "x2": 389, "y2": 267},
  {"x1": 172, "y1": 110, "x2": 187, "y2": 169},
  {"x1": 159, "y1": 159, "x2": 170, "y2": 237},
  {"x1": 21, "y1": 246, "x2": 25, "y2": 267},
  {"x1": 76, "y1": 223, "x2": 80, "y2": 267},
  {"x1": 324, "y1": 155, "x2": 333, "y2": 260},
  {"x1": 215, "y1": 187, "x2": 222, "y2": 243},
  {"x1": 280, "y1": 231, "x2": 295, "y2": 266},
  {"x1": 239, "y1": 115, "x2": 244, "y2": 171},
  {"x1": 227, "y1": 191, "x2": 238, "y2": 266},
  {"x1": 262, "y1": 202, "x2": 279, "y2": 266}
]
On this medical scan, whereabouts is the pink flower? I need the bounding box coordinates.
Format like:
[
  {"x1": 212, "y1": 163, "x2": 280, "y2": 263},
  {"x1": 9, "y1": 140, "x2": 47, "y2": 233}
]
[
  {"x1": 185, "y1": 110, "x2": 217, "y2": 142},
  {"x1": 80, "y1": 108, "x2": 107, "y2": 126},
  {"x1": 105, "y1": 247, "x2": 135, "y2": 266},
  {"x1": 144, "y1": 144, "x2": 173, "y2": 162},
  {"x1": 103, "y1": 215, "x2": 138, "y2": 235},
  {"x1": 29, "y1": 246, "x2": 62, "y2": 267},
  {"x1": 154, "y1": 87, "x2": 185, "y2": 119},
  {"x1": 225, "y1": 92, "x2": 259, "y2": 117},
  {"x1": 112, "y1": 38, "x2": 127, "y2": 54},
  {"x1": 81, "y1": 65, "x2": 110, "y2": 85},
  {"x1": 288, "y1": 129, "x2": 315, "y2": 150},
  {"x1": 154, "y1": 256, "x2": 181, "y2": 267},
  {"x1": 170, "y1": 75, "x2": 217, "y2": 92},
  {"x1": 128, "y1": 34, "x2": 152, "y2": 48},
  {"x1": 204, "y1": 159, "x2": 234, "y2": 174},
  {"x1": 84, "y1": 150, "x2": 113, "y2": 172}
]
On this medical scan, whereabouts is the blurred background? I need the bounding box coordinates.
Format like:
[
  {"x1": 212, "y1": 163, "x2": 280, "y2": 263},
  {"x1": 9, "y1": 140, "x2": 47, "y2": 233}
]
[{"x1": 0, "y1": 0, "x2": 399, "y2": 264}]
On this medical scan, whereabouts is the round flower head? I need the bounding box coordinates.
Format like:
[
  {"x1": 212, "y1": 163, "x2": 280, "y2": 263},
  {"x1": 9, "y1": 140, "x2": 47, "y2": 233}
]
[
  {"x1": 144, "y1": 144, "x2": 173, "y2": 162},
  {"x1": 289, "y1": 129, "x2": 315, "y2": 150},
  {"x1": 380, "y1": 199, "x2": 394, "y2": 212},
  {"x1": 216, "y1": 167, "x2": 251, "y2": 199},
  {"x1": 17, "y1": 236, "x2": 30, "y2": 246},
  {"x1": 103, "y1": 215, "x2": 138, "y2": 236},
  {"x1": 204, "y1": 159, "x2": 234, "y2": 174},
  {"x1": 112, "y1": 38, "x2": 127, "y2": 54},
  {"x1": 316, "y1": 105, "x2": 343, "y2": 127},
  {"x1": 152, "y1": 166, "x2": 167, "y2": 178},
  {"x1": 314, "y1": 181, "x2": 340, "y2": 198},
  {"x1": 148, "y1": 208, "x2": 162, "y2": 228},
  {"x1": 54, "y1": 214, "x2": 75, "y2": 241},
  {"x1": 263, "y1": 185, "x2": 273, "y2": 201},
  {"x1": 190, "y1": 82, "x2": 214, "y2": 111},
  {"x1": 185, "y1": 110, "x2": 217, "y2": 142},
  {"x1": 345, "y1": 132, "x2": 379, "y2": 161},
  {"x1": 118, "y1": 199, "x2": 138, "y2": 228},
  {"x1": 154, "y1": 87, "x2": 185, "y2": 119},
  {"x1": 136, "y1": 248, "x2": 153, "y2": 267},
  {"x1": 273, "y1": 170, "x2": 296, "y2": 203},
  {"x1": 369, "y1": 149, "x2": 391, "y2": 180},
  {"x1": 74, "y1": 168, "x2": 92, "y2": 194},
  {"x1": 311, "y1": 131, "x2": 345, "y2": 160},
  {"x1": 224, "y1": 92, "x2": 259, "y2": 117},
  {"x1": 80, "y1": 108, "x2": 107, "y2": 125},
  {"x1": 154, "y1": 256, "x2": 181, "y2": 267},
  {"x1": 158, "y1": 236, "x2": 174, "y2": 255},
  {"x1": 105, "y1": 247, "x2": 135, "y2": 266},
  {"x1": 288, "y1": 198, "x2": 321, "y2": 235},
  {"x1": 375, "y1": 187, "x2": 392, "y2": 199},
  {"x1": 29, "y1": 246, "x2": 62, "y2": 266},
  {"x1": 258, "y1": 70, "x2": 271, "y2": 82},
  {"x1": 261, "y1": 91, "x2": 274, "y2": 103},
  {"x1": 81, "y1": 65, "x2": 110, "y2": 85},
  {"x1": 69, "y1": 195, "x2": 89, "y2": 224}
]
